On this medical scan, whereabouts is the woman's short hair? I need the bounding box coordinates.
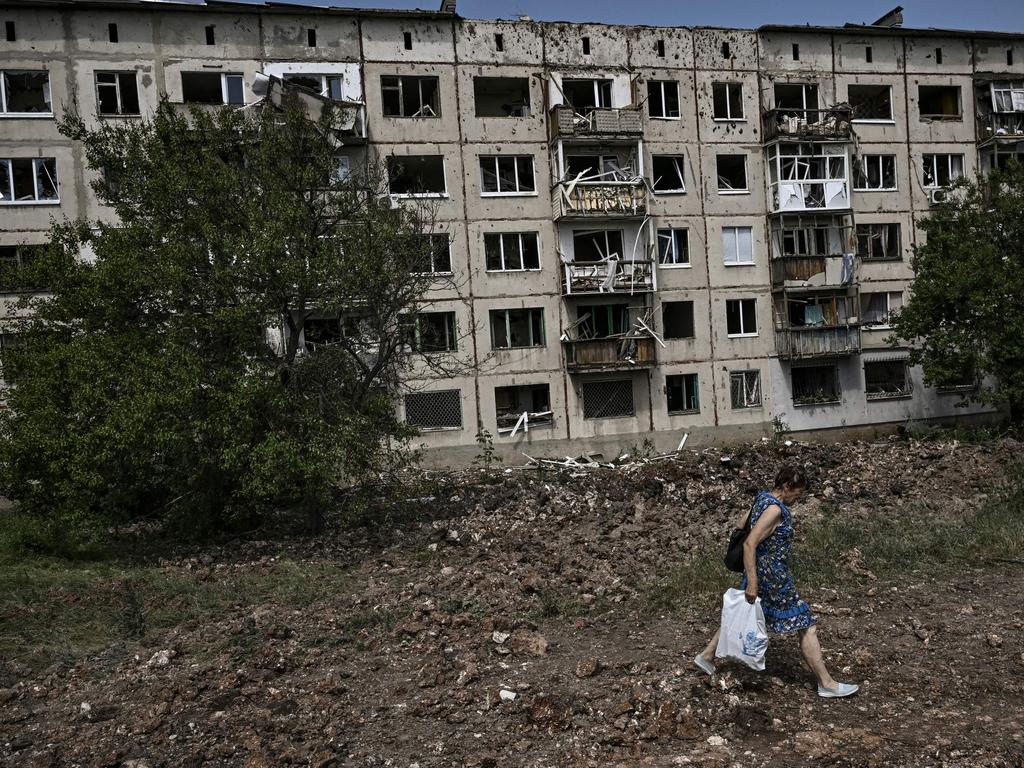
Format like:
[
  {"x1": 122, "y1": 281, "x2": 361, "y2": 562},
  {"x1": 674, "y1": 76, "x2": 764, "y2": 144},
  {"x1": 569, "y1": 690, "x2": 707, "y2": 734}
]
[{"x1": 774, "y1": 465, "x2": 808, "y2": 491}]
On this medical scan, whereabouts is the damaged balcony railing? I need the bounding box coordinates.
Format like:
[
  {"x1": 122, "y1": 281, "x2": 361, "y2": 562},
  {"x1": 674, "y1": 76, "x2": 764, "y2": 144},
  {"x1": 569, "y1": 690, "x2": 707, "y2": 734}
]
[
  {"x1": 563, "y1": 335, "x2": 657, "y2": 370},
  {"x1": 976, "y1": 112, "x2": 1024, "y2": 144},
  {"x1": 549, "y1": 105, "x2": 643, "y2": 139},
  {"x1": 496, "y1": 409, "x2": 554, "y2": 437},
  {"x1": 762, "y1": 107, "x2": 854, "y2": 142},
  {"x1": 552, "y1": 181, "x2": 647, "y2": 219},
  {"x1": 770, "y1": 254, "x2": 856, "y2": 287},
  {"x1": 775, "y1": 325, "x2": 861, "y2": 359},
  {"x1": 562, "y1": 258, "x2": 655, "y2": 295}
]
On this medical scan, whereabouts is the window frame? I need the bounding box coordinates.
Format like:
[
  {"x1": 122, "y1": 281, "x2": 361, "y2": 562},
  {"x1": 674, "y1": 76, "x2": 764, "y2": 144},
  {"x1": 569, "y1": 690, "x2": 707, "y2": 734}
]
[
  {"x1": 489, "y1": 307, "x2": 546, "y2": 350},
  {"x1": 484, "y1": 232, "x2": 541, "y2": 272},
  {"x1": 918, "y1": 84, "x2": 962, "y2": 121},
  {"x1": 409, "y1": 233, "x2": 453, "y2": 276},
  {"x1": 647, "y1": 79, "x2": 681, "y2": 120},
  {"x1": 864, "y1": 359, "x2": 913, "y2": 401},
  {"x1": 860, "y1": 290, "x2": 903, "y2": 329},
  {"x1": 722, "y1": 226, "x2": 754, "y2": 266},
  {"x1": 791, "y1": 363, "x2": 842, "y2": 406},
  {"x1": 921, "y1": 153, "x2": 964, "y2": 189},
  {"x1": 848, "y1": 83, "x2": 895, "y2": 123},
  {"x1": 725, "y1": 297, "x2": 758, "y2": 338},
  {"x1": 715, "y1": 153, "x2": 749, "y2": 194},
  {"x1": 402, "y1": 311, "x2": 458, "y2": 354},
  {"x1": 729, "y1": 370, "x2": 762, "y2": 409},
  {"x1": 662, "y1": 300, "x2": 695, "y2": 340},
  {"x1": 479, "y1": 155, "x2": 537, "y2": 197},
  {"x1": 180, "y1": 71, "x2": 244, "y2": 106},
  {"x1": 656, "y1": 228, "x2": 690, "y2": 268},
  {"x1": 855, "y1": 223, "x2": 902, "y2": 261},
  {"x1": 380, "y1": 74, "x2": 440, "y2": 118},
  {"x1": 95, "y1": 70, "x2": 141, "y2": 116},
  {"x1": 666, "y1": 372, "x2": 700, "y2": 414},
  {"x1": 0, "y1": 157, "x2": 60, "y2": 205},
  {"x1": 852, "y1": 154, "x2": 898, "y2": 191},
  {"x1": 712, "y1": 81, "x2": 745, "y2": 121},
  {"x1": 0, "y1": 69, "x2": 53, "y2": 116},
  {"x1": 651, "y1": 154, "x2": 687, "y2": 194},
  {"x1": 387, "y1": 155, "x2": 448, "y2": 198}
]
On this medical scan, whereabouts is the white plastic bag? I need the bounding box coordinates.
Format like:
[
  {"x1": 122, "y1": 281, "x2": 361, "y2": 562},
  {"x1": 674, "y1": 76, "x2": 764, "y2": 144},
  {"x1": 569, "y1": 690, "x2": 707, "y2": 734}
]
[{"x1": 714, "y1": 587, "x2": 769, "y2": 671}]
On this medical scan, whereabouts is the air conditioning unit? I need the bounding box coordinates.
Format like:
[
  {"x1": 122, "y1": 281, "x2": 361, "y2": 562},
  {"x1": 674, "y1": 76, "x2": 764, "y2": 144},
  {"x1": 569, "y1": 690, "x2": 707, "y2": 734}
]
[{"x1": 929, "y1": 188, "x2": 950, "y2": 206}]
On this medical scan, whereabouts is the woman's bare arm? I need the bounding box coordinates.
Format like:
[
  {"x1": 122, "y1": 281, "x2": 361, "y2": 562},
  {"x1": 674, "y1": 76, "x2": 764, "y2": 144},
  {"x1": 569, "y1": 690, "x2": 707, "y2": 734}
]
[{"x1": 742, "y1": 505, "x2": 782, "y2": 604}]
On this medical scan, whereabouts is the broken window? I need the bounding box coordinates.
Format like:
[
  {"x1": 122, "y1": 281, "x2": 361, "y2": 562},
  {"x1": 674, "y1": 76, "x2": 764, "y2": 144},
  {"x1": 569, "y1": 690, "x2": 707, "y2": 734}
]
[
  {"x1": 918, "y1": 85, "x2": 961, "y2": 120},
  {"x1": 848, "y1": 84, "x2": 893, "y2": 121},
  {"x1": 572, "y1": 230, "x2": 624, "y2": 262},
  {"x1": 95, "y1": 71, "x2": 140, "y2": 116},
  {"x1": 774, "y1": 83, "x2": 819, "y2": 112},
  {"x1": 792, "y1": 364, "x2": 840, "y2": 405},
  {"x1": 283, "y1": 73, "x2": 347, "y2": 100},
  {"x1": 666, "y1": 373, "x2": 699, "y2": 413},
  {"x1": 726, "y1": 298, "x2": 757, "y2": 336},
  {"x1": 387, "y1": 155, "x2": 447, "y2": 196},
  {"x1": 865, "y1": 359, "x2": 912, "y2": 400},
  {"x1": 0, "y1": 158, "x2": 59, "y2": 203},
  {"x1": 856, "y1": 223, "x2": 901, "y2": 260},
  {"x1": 332, "y1": 155, "x2": 351, "y2": 183},
  {"x1": 729, "y1": 370, "x2": 761, "y2": 409},
  {"x1": 473, "y1": 77, "x2": 530, "y2": 117},
  {"x1": 712, "y1": 82, "x2": 744, "y2": 120},
  {"x1": 921, "y1": 153, "x2": 964, "y2": 188},
  {"x1": 564, "y1": 154, "x2": 623, "y2": 180},
  {"x1": 495, "y1": 384, "x2": 552, "y2": 433},
  {"x1": 0, "y1": 70, "x2": 51, "y2": 114},
  {"x1": 936, "y1": 363, "x2": 977, "y2": 393},
  {"x1": 490, "y1": 308, "x2": 545, "y2": 349},
  {"x1": 181, "y1": 72, "x2": 244, "y2": 105},
  {"x1": 716, "y1": 154, "x2": 747, "y2": 192},
  {"x1": 860, "y1": 291, "x2": 903, "y2": 327},
  {"x1": 381, "y1": 75, "x2": 439, "y2": 118},
  {"x1": 581, "y1": 379, "x2": 634, "y2": 419},
  {"x1": 652, "y1": 155, "x2": 686, "y2": 192},
  {"x1": 853, "y1": 154, "x2": 897, "y2": 190},
  {"x1": 404, "y1": 389, "x2": 462, "y2": 430},
  {"x1": 786, "y1": 295, "x2": 852, "y2": 327},
  {"x1": 576, "y1": 304, "x2": 630, "y2": 338},
  {"x1": 479, "y1": 155, "x2": 535, "y2": 195},
  {"x1": 400, "y1": 311, "x2": 457, "y2": 353},
  {"x1": 657, "y1": 228, "x2": 689, "y2": 266},
  {"x1": 722, "y1": 226, "x2": 754, "y2": 265},
  {"x1": 484, "y1": 232, "x2": 540, "y2": 271},
  {"x1": 410, "y1": 234, "x2": 452, "y2": 274},
  {"x1": 561, "y1": 78, "x2": 612, "y2": 113},
  {"x1": 991, "y1": 81, "x2": 1024, "y2": 112},
  {"x1": 662, "y1": 301, "x2": 695, "y2": 339},
  {"x1": 647, "y1": 80, "x2": 680, "y2": 119}
]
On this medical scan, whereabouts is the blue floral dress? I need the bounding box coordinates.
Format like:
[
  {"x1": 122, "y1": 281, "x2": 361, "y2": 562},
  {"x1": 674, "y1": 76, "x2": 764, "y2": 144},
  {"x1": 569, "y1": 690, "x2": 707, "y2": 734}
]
[{"x1": 739, "y1": 491, "x2": 817, "y2": 635}]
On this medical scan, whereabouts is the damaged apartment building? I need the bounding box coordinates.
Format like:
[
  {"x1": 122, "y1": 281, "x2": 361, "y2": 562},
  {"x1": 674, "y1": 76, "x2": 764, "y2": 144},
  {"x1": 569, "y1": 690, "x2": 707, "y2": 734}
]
[{"x1": 0, "y1": 0, "x2": 1019, "y2": 463}]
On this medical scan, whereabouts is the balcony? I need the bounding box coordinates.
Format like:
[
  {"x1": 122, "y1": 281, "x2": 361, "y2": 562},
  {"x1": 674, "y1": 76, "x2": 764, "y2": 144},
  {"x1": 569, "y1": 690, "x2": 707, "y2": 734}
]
[
  {"x1": 562, "y1": 259, "x2": 654, "y2": 295},
  {"x1": 552, "y1": 181, "x2": 647, "y2": 219},
  {"x1": 976, "y1": 112, "x2": 1024, "y2": 145},
  {"x1": 563, "y1": 336, "x2": 656, "y2": 371},
  {"x1": 762, "y1": 107, "x2": 854, "y2": 143},
  {"x1": 770, "y1": 255, "x2": 856, "y2": 289},
  {"x1": 775, "y1": 325, "x2": 861, "y2": 360},
  {"x1": 549, "y1": 105, "x2": 643, "y2": 140}
]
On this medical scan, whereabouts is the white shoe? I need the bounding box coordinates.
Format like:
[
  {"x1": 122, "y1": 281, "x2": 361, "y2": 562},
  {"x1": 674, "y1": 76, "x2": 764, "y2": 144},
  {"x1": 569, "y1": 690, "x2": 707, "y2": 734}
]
[
  {"x1": 817, "y1": 682, "x2": 859, "y2": 698},
  {"x1": 693, "y1": 653, "x2": 715, "y2": 676}
]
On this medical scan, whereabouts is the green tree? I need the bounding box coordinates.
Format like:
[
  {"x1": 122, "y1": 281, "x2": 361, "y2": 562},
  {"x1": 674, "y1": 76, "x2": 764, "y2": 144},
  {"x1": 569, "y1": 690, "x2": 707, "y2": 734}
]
[
  {"x1": 0, "y1": 92, "x2": 464, "y2": 543},
  {"x1": 891, "y1": 162, "x2": 1024, "y2": 422}
]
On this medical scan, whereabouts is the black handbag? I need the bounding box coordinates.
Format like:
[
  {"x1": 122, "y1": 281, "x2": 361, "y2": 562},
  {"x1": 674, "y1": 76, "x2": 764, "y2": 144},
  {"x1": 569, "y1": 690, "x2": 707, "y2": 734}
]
[{"x1": 724, "y1": 511, "x2": 752, "y2": 573}]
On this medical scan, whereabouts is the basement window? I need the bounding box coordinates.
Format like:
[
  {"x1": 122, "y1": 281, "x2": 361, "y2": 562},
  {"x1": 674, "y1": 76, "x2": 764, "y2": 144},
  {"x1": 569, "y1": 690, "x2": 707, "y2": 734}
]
[
  {"x1": 716, "y1": 154, "x2": 747, "y2": 192},
  {"x1": 473, "y1": 76, "x2": 530, "y2": 117},
  {"x1": 0, "y1": 157, "x2": 59, "y2": 203},
  {"x1": 662, "y1": 301, "x2": 695, "y2": 339},
  {"x1": 381, "y1": 75, "x2": 439, "y2": 117},
  {"x1": 730, "y1": 370, "x2": 761, "y2": 408},
  {"x1": 856, "y1": 223, "x2": 901, "y2": 260},
  {"x1": 561, "y1": 78, "x2": 611, "y2": 113},
  {"x1": 401, "y1": 311, "x2": 457, "y2": 353},
  {"x1": 849, "y1": 84, "x2": 893, "y2": 121},
  {"x1": 479, "y1": 155, "x2": 535, "y2": 195},
  {"x1": 108, "y1": 23, "x2": 118, "y2": 43},
  {"x1": 205, "y1": 25, "x2": 215, "y2": 45},
  {"x1": 647, "y1": 80, "x2": 680, "y2": 119},
  {"x1": 404, "y1": 389, "x2": 462, "y2": 430},
  {"x1": 652, "y1": 155, "x2": 686, "y2": 192},
  {"x1": 181, "y1": 72, "x2": 244, "y2": 105},
  {"x1": 666, "y1": 373, "x2": 699, "y2": 414},
  {"x1": 484, "y1": 232, "x2": 540, "y2": 271},
  {"x1": 792, "y1": 364, "x2": 840, "y2": 406},
  {"x1": 865, "y1": 359, "x2": 912, "y2": 400},
  {"x1": 582, "y1": 379, "x2": 634, "y2": 420},
  {"x1": 657, "y1": 228, "x2": 689, "y2": 266},
  {"x1": 712, "y1": 82, "x2": 744, "y2": 120},
  {"x1": 95, "y1": 72, "x2": 140, "y2": 115},
  {"x1": 495, "y1": 384, "x2": 552, "y2": 434},
  {"x1": 387, "y1": 155, "x2": 447, "y2": 196},
  {"x1": 410, "y1": 234, "x2": 452, "y2": 274},
  {"x1": 919, "y1": 85, "x2": 961, "y2": 120},
  {"x1": 490, "y1": 308, "x2": 545, "y2": 349},
  {"x1": 0, "y1": 70, "x2": 52, "y2": 114}
]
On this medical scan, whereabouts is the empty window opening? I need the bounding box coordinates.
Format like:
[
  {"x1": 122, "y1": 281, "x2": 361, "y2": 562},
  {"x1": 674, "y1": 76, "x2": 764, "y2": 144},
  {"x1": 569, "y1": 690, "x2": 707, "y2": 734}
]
[
  {"x1": 657, "y1": 228, "x2": 689, "y2": 266},
  {"x1": 204, "y1": 25, "x2": 215, "y2": 45},
  {"x1": 1008, "y1": 49, "x2": 1014, "y2": 67},
  {"x1": 721, "y1": 41, "x2": 731, "y2": 59},
  {"x1": 284, "y1": 73, "x2": 347, "y2": 100},
  {"x1": 774, "y1": 82, "x2": 819, "y2": 112},
  {"x1": 861, "y1": 291, "x2": 903, "y2": 327},
  {"x1": 5, "y1": 21, "x2": 14, "y2": 42},
  {"x1": 865, "y1": 46, "x2": 873, "y2": 63},
  {"x1": 792, "y1": 364, "x2": 840, "y2": 405},
  {"x1": 181, "y1": 71, "x2": 243, "y2": 105},
  {"x1": 652, "y1": 155, "x2": 686, "y2": 192},
  {"x1": 576, "y1": 303, "x2": 630, "y2": 338},
  {"x1": 865, "y1": 360, "x2": 912, "y2": 400},
  {"x1": 108, "y1": 23, "x2": 118, "y2": 43},
  {"x1": 730, "y1": 370, "x2": 761, "y2": 408},
  {"x1": 491, "y1": 308, "x2": 545, "y2": 349},
  {"x1": 96, "y1": 72, "x2": 140, "y2": 116},
  {"x1": 573, "y1": 230, "x2": 624, "y2": 263},
  {"x1": 485, "y1": 232, "x2": 540, "y2": 271},
  {"x1": 582, "y1": 36, "x2": 591, "y2": 55},
  {"x1": 404, "y1": 389, "x2": 462, "y2": 430},
  {"x1": 921, "y1": 153, "x2": 964, "y2": 188},
  {"x1": 303, "y1": 314, "x2": 377, "y2": 352},
  {"x1": 0, "y1": 70, "x2": 52, "y2": 114},
  {"x1": 792, "y1": 43, "x2": 800, "y2": 61},
  {"x1": 849, "y1": 84, "x2": 893, "y2": 121},
  {"x1": 381, "y1": 75, "x2": 439, "y2": 117},
  {"x1": 473, "y1": 76, "x2": 530, "y2": 117},
  {"x1": 401, "y1": 311, "x2": 457, "y2": 353},
  {"x1": 582, "y1": 379, "x2": 634, "y2": 419},
  {"x1": 716, "y1": 154, "x2": 748, "y2": 192},
  {"x1": 726, "y1": 298, "x2": 757, "y2": 337},
  {"x1": 856, "y1": 223, "x2": 901, "y2": 260},
  {"x1": 919, "y1": 85, "x2": 961, "y2": 119},
  {"x1": 307, "y1": 28, "x2": 317, "y2": 47},
  {"x1": 479, "y1": 155, "x2": 535, "y2": 195},
  {"x1": 712, "y1": 81, "x2": 744, "y2": 120},
  {"x1": 0, "y1": 157, "x2": 59, "y2": 203},
  {"x1": 853, "y1": 154, "x2": 897, "y2": 190},
  {"x1": 410, "y1": 234, "x2": 452, "y2": 274},
  {"x1": 666, "y1": 373, "x2": 699, "y2": 414},
  {"x1": 564, "y1": 153, "x2": 623, "y2": 179},
  {"x1": 935, "y1": 47, "x2": 943, "y2": 65},
  {"x1": 656, "y1": 38, "x2": 665, "y2": 58},
  {"x1": 494, "y1": 33, "x2": 504, "y2": 51},
  {"x1": 387, "y1": 155, "x2": 446, "y2": 195},
  {"x1": 495, "y1": 384, "x2": 552, "y2": 433},
  {"x1": 561, "y1": 78, "x2": 612, "y2": 113},
  {"x1": 722, "y1": 226, "x2": 754, "y2": 265},
  {"x1": 662, "y1": 301, "x2": 695, "y2": 339},
  {"x1": 403, "y1": 31, "x2": 413, "y2": 50},
  {"x1": 647, "y1": 80, "x2": 680, "y2": 119}
]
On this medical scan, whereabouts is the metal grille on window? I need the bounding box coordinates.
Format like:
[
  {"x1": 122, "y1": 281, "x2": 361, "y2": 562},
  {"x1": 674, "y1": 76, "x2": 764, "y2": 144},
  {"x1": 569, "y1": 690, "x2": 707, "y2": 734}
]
[
  {"x1": 404, "y1": 389, "x2": 462, "y2": 429},
  {"x1": 581, "y1": 379, "x2": 634, "y2": 419}
]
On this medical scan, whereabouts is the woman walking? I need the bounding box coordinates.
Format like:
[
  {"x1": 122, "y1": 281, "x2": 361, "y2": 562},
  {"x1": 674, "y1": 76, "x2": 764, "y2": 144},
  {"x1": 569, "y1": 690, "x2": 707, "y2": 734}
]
[{"x1": 694, "y1": 465, "x2": 859, "y2": 698}]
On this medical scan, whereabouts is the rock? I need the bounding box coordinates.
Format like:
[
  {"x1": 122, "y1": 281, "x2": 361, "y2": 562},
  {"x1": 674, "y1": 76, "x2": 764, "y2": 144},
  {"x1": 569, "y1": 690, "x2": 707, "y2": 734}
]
[
  {"x1": 528, "y1": 694, "x2": 571, "y2": 730},
  {"x1": 499, "y1": 689, "x2": 517, "y2": 702},
  {"x1": 509, "y1": 630, "x2": 548, "y2": 657},
  {"x1": 148, "y1": 649, "x2": 176, "y2": 667},
  {"x1": 706, "y1": 735, "x2": 728, "y2": 747},
  {"x1": 987, "y1": 633, "x2": 1003, "y2": 648},
  {"x1": 795, "y1": 730, "x2": 836, "y2": 759},
  {"x1": 440, "y1": 566, "x2": 456, "y2": 577},
  {"x1": 574, "y1": 657, "x2": 601, "y2": 678},
  {"x1": 519, "y1": 571, "x2": 543, "y2": 593},
  {"x1": 491, "y1": 630, "x2": 510, "y2": 645}
]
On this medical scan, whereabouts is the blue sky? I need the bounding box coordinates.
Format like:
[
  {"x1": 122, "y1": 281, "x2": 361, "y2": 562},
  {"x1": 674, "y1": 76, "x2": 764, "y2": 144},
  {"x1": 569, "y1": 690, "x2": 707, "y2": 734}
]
[{"x1": 272, "y1": 0, "x2": 1024, "y2": 33}]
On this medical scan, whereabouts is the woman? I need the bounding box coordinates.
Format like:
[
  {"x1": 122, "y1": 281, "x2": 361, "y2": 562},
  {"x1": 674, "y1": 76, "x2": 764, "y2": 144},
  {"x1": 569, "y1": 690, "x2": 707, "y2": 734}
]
[{"x1": 693, "y1": 465, "x2": 859, "y2": 698}]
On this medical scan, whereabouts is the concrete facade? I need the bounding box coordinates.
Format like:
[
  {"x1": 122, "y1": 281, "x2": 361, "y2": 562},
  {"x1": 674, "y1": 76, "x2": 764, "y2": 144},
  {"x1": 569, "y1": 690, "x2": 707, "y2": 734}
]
[{"x1": 1, "y1": 1, "x2": 1020, "y2": 465}]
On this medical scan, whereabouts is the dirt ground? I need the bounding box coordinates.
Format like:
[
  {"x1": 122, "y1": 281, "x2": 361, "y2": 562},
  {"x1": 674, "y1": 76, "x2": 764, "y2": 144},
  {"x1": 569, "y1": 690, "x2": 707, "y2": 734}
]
[{"x1": 2, "y1": 437, "x2": 1024, "y2": 767}]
